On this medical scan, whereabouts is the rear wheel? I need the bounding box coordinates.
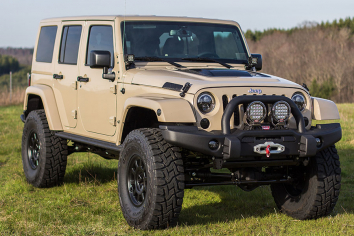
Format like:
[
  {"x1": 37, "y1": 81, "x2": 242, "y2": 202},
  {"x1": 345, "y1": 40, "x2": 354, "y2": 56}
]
[
  {"x1": 118, "y1": 128, "x2": 184, "y2": 229},
  {"x1": 21, "y1": 110, "x2": 68, "y2": 187},
  {"x1": 271, "y1": 145, "x2": 341, "y2": 219}
]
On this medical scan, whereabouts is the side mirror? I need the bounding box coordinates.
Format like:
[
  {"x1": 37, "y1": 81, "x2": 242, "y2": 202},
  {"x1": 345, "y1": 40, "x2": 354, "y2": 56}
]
[
  {"x1": 90, "y1": 50, "x2": 111, "y2": 68},
  {"x1": 251, "y1": 54, "x2": 262, "y2": 71},
  {"x1": 90, "y1": 50, "x2": 115, "y2": 82}
]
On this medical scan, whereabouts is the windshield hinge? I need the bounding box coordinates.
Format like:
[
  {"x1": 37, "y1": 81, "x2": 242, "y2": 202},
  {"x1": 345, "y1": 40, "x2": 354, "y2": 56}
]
[{"x1": 180, "y1": 82, "x2": 192, "y2": 97}]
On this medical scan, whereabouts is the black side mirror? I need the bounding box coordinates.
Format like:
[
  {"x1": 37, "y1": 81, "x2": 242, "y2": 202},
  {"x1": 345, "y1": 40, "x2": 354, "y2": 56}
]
[
  {"x1": 90, "y1": 50, "x2": 115, "y2": 82},
  {"x1": 251, "y1": 54, "x2": 262, "y2": 71},
  {"x1": 90, "y1": 50, "x2": 111, "y2": 68}
]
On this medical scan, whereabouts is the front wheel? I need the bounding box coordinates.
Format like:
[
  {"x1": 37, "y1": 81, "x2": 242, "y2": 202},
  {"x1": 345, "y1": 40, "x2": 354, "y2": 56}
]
[
  {"x1": 118, "y1": 128, "x2": 184, "y2": 229},
  {"x1": 271, "y1": 145, "x2": 341, "y2": 219}
]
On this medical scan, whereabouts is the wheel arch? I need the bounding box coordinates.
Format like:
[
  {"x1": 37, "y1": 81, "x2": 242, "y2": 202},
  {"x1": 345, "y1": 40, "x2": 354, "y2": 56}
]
[
  {"x1": 119, "y1": 96, "x2": 196, "y2": 143},
  {"x1": 24, "y1": 85, "x2": 63, "y2": 131}
]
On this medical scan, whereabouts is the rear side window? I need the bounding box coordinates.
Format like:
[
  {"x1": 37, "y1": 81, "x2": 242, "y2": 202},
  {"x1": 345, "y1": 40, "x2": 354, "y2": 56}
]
[
  {"x1": 86, "y1": 25, "x2": 114, "y2": 67},
  {"x1": 59, "y1": 25, "x2": 82, "y2": 64},
  {"x1": 36, "y1": 26, "x2": 57, "y2": 63}
]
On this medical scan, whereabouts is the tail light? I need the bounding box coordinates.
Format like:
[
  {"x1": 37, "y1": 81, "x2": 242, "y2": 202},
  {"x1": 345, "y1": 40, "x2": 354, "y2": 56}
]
[{"x1": 28, "y1": 73, "x2": 31, "y2": 86}]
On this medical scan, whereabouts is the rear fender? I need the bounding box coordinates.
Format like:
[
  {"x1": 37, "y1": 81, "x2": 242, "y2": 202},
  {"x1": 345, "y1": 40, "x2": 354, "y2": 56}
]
[{"x1": 24, "y1": 85, "x2": 62, "y2": 130}]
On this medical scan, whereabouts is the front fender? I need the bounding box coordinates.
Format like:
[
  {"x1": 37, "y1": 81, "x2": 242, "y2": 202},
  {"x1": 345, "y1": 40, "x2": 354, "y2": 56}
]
[
  {"x1": 24, "y1": 85, "x2": 63, "y2": 130},
  {"x1": 312, "y1": 97, "x2": 340, "y2": 120},
  {"x1": 123, "y1": 96, "x2": 196, "y2": 123}
]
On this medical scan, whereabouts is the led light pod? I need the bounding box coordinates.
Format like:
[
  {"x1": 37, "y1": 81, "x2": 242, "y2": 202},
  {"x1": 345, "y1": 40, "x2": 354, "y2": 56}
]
[
  {"x1": 246, "y1": 101, "x2": 266, "y2": 123},
  {"x1": 272, "y1": 101, "x2": 291, "y2": 122}
]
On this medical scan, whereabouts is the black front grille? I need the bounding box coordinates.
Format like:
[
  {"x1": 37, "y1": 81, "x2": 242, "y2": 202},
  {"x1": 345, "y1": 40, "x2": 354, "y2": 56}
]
[
  {"x1": 232, "y1": 95, "x2": 240, "y2": 126},
  {"x1": 222, "y1": 94, "x2": 240, "y2": 127}
]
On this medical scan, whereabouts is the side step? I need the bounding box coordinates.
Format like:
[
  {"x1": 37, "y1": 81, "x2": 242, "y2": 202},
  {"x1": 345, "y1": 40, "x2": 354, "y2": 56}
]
[{"x1": 55, "y1": 132, "x2": 123, "y2": 154}]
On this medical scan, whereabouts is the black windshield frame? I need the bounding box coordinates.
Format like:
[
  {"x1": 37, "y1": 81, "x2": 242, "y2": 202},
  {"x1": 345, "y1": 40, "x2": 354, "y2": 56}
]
[{"x1": 121, "y1": 21, "x2": 249, "y2": 65}]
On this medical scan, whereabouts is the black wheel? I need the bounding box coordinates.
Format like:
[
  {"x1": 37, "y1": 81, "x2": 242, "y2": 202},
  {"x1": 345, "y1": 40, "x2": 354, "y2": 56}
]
[
  {"x1": 271, "y1": 145, "x2": 341, "y2": 219},
  {"x1": 21, "y1": 109, "x2": 68, "y2": 187},
  {"x1": 118, "y1": 128, "x2": 184, "y2": 230}
]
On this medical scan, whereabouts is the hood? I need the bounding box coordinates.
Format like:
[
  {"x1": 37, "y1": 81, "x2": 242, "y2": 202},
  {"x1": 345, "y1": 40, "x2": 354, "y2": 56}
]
[{"x1": 125, "y1": 67, "x2": 305, "y2": 94}]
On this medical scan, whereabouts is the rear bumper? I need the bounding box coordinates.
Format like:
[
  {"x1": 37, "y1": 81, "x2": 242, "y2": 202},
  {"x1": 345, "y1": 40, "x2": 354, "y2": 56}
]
[{"x1": 160, "y1": 123, "x2": 341, "y2": 159}]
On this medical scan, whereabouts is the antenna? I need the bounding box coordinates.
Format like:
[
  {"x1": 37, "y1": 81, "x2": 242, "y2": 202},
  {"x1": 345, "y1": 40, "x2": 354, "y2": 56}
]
[
  {"x1": 121, "y1": 0, "x2": 127, "y2": 94},
  {"x1": 122, "y1": 0, "x2": 126, "y2": 56}
]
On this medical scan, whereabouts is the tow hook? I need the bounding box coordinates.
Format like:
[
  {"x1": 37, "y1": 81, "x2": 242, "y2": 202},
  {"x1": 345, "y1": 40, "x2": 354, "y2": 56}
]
[
  {"x1": 266, "y1": 145, "x2": 271, "y2": 158},
  {"x1": 254, "y1": 142, "x2": 285, "y2": 157}
]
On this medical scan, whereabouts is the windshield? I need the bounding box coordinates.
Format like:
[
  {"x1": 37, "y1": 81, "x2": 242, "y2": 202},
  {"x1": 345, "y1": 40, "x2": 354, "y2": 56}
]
[{"x1": 121, "y1": 21, "x2": 249, "y2": 64}]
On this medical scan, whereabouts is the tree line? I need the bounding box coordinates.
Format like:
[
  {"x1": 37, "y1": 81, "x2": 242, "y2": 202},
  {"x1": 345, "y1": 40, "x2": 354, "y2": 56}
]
[{"x1": 246, "y1": 17, "x2": 354, "y2": 103}]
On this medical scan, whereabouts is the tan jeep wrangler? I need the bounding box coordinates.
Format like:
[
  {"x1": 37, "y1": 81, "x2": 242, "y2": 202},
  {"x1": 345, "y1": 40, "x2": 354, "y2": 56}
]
[{"x1": 21, "y1": 15, "x2": 342, "y2": 229}]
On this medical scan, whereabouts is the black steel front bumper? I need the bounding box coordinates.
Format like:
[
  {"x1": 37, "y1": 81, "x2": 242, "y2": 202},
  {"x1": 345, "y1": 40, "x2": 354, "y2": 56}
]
[{"x1": 160, "y1": 95, "x2": 342, "y2": 160}]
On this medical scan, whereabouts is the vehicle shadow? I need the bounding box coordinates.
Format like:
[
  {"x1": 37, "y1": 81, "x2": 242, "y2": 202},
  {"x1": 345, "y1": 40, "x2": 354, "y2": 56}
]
[
  {"x1": 178, "y1": 185, "x2": 276, "y2": 226},
  {"x1": 64, "y1": 165, "x2": 118, "y2": 184}
]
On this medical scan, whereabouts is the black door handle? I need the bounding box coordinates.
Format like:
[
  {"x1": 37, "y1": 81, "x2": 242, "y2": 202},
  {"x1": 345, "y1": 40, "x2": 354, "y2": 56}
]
[
  {"x1": 53, "y1": 74, "x2": 63, "y2": 79},
  {"x1": 77, "y1": 76, "x2": 89, "y2": 82}
]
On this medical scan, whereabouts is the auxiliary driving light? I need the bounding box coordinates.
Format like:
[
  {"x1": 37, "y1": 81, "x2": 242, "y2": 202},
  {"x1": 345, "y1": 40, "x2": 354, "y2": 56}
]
[
  {"x1": 208, "y1": 140, "x2": 219, "y2": 150},
  {"x1": 272, "y1": 101, "x2": 291, "y2": 122},
  {"x1": 246, "y1": 101, "x2": 266, "y2": 123}
]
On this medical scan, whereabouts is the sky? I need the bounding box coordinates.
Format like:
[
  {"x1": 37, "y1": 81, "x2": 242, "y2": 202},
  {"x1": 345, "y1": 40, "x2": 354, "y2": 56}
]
[{"x1": 1, "y1": 0, "x2": 354, "y2": 48}]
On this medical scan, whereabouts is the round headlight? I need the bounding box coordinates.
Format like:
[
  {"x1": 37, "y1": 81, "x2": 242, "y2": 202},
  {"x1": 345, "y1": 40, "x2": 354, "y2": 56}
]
[
  {"x1": 246, "y1": 101, "x2": 266, "y2": 123},
  {"x1": 197, "y1": 92, "x2": 215, "y2": 113},
  {"x1": 272, "y1": 101, "x2": 291, "y2": 122},
  {"x1": 291, "y1": 93, "x2": 306, "y2": 111}
]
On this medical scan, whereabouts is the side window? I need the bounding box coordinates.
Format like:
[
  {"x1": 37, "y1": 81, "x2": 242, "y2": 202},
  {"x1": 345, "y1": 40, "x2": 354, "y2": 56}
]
[
  {"x1": 36, "y1": 26, "x2": 57, "y2": 63},
  {"x1": 59, "y1": 25, "x2": 82, "y2": 64},
  {"x1": 86, "y1": 25, "x2": 114, "y2": 67}
]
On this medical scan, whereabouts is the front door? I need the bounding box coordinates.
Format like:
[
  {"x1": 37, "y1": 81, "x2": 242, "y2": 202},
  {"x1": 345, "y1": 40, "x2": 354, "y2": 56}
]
[
  {"x1": 53, "y1": 21, "x2": 84, "y2": 128},
  {"x1": 77, "y1": 21, "x2": 117, "y2": 136}
]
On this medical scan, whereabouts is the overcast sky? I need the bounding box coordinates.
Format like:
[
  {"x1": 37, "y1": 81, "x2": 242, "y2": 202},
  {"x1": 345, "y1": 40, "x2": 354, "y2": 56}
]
[{"x1": 1, "y1": 0, "x2": 354, "y2": 48}]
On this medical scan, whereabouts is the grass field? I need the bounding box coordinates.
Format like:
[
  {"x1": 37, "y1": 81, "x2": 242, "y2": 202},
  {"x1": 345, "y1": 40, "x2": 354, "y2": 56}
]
[{"x1": 0, "y1": 104, "x2": 353, "y2": 235}]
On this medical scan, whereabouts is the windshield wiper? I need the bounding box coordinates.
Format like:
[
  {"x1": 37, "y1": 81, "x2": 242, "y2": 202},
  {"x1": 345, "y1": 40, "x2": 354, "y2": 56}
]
[
  {"x1": 181, "y1": 57, "x2": 233, "y2": 69},
  {"x1": 135, "y1": 56, "x2": 185, "y2": 68}
]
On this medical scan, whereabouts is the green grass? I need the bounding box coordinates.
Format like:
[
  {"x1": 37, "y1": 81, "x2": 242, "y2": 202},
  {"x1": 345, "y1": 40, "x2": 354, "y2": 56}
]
[{"x1": 0, "y1": 105, "x2": 354, "y2": 235}]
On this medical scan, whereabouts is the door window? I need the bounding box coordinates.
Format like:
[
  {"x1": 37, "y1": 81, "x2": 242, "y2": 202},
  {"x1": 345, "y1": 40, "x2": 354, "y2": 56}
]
[
  {"x1": 86, "y1": 25, "x2": 114, "y2": 67},
  {"x1": 59, "y1": 25, "x2": 82, "y2": 64},
  {"x1": 36, "y1": 26, "x2": 57, "y2": 63}
]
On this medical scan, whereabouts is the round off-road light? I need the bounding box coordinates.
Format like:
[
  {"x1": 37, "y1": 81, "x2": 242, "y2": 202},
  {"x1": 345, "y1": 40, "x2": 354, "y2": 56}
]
[
  {"x1": 272, "y1": 101, "x2": 291, "y2": 122},
  {"x1": 291, "y1": 93, "x2": 306, "y2": 111},
  {"x1": 246, "y1": 101, "x2": 266, "y2": 123},
  {"x1": 197, "y1": 92, "x2": 215, "y2": 114},
  {"x1": 208, "y1": 140, "x2": 219, "y2": 150}
]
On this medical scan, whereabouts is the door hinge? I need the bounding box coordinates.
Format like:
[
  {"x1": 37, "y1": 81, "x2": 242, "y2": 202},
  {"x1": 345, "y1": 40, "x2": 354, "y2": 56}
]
[
  {"x1": 72, "y1": 110, "x2": 77, "y2": 119},
  {"x1": 110, "y1": 85, "x2": 117, "y2": 94},
  {"x1": 71, "y1": 81, "x2": 77, "y2": 90},
  {"x1": 109, "y1": 116, "x2": 116, "y2": 126}
]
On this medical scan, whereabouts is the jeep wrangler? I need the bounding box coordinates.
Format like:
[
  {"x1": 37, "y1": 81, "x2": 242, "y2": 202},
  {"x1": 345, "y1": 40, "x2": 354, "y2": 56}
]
[{"x1": 21, "y1": 16, "x2": 342, "y2": 230}]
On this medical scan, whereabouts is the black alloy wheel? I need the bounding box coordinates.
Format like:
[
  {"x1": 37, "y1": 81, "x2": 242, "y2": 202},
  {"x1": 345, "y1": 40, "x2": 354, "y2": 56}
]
[
  {"x1": 27, "y1": 131, "x2": 41, "y2": 170},
  {"x1": 127, "y1": 154, "x2": 147, "y2": 207}
]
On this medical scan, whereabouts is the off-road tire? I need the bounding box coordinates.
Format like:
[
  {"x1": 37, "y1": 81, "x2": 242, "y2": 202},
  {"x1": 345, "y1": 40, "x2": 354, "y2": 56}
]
[
  {"x1": 21, "y1": 109, "x2": 68, "y2": 187},
  {"x1": 271, "y1": 145, "x2": 341, "y2": 219},
  {"x1": 118, "y1": 128, "x2": 184, "y2": 230}
]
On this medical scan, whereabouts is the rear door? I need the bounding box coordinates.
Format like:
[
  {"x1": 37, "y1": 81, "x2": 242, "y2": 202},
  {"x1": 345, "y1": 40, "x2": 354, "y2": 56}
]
[
  {"x1": 77, "y1": 21, "x2": 117, "y2": 136},
  {"x1": 53, "y1": 21, "x2": 84, "y2": 128}
]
